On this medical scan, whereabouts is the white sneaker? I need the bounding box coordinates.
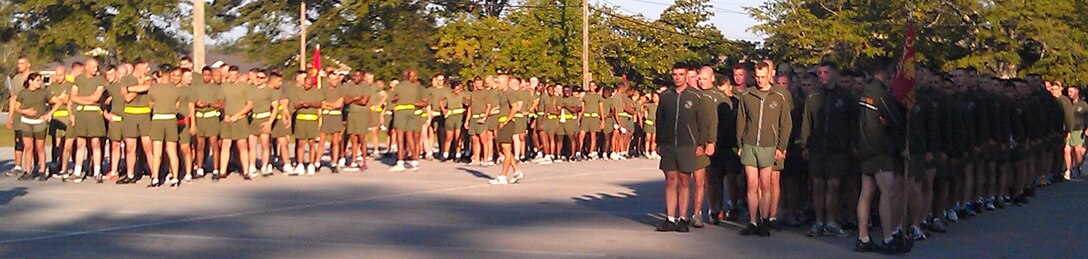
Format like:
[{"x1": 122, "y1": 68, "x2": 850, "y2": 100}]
[
  {"x1": 410, "y1": 161, "x2": 420, "y2": 171},
  {"x1": 292, "y1": 164, "x2": 304, "y2": 175},
  {"x1": 306, "y1": 164, "x2": 316, "y2": 176},
  {"x1": 390, "y1": 161, "x2": 407, "y2": 172},
  {"x1": 488, "y1": 175, "x2": 509, "y2": 185},
  {"x1": 511, "y1": 171, "x2": 525, "y2": 184},
  {"x1": 195, "y1": 168, "x2": 205, "y2": 178}
]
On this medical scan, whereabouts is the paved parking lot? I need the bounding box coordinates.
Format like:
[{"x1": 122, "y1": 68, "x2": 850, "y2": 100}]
[{"x1": 0, "y1": 149, "x2": 1086, "y2": 258}]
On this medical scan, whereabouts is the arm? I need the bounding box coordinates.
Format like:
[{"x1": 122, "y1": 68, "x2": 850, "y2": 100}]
[
  {"x1": 229, "y1": 100, "x2": 254, "y2": 122},
  {"x1": 800, "y1": 95, "x2": 814, "y2": 151},
  {"x1": 774, "y1": 95, "x2": 792, "y2": 151},
  {"x1": 736, "y1": 97, "x2": 747, "y2": 147},
  {"x1": 73, "y1": 87, "x2": 106, "y2": 105}
]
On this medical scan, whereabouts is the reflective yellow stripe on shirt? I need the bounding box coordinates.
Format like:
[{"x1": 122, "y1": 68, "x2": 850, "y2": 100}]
[
  {"x1": 252, "y1": 111, "x2": 272, "y2": 119},
  {"x1": 196, "y1": 111, "x2": 221, "y2": 118},
  {"x1": 393, "y1": 104, "x2": 416, "y2": 111},
  {"x1": 124, "y1": 106, "x2": 151, "y2": 114},
  {"x1": 76, "y1": 105, "x2": 101, "y2": 112},
  {"x1": 296, "y1": 113, "x2": 319, "y2": 121},
  {"x1": 445, "y1": 108, "x2": 466, "y2": 118},
  {"x1": 152, "y1": 114, "x2": 176, "y2": 120}
]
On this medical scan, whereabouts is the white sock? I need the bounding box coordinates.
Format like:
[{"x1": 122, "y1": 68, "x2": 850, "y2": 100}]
[
  {"x1": 860, "y1": 236, "x2": 871, "y2": 243},
  {"x1": 667, "y1": 216, "x2": 676, "y2": 223}
]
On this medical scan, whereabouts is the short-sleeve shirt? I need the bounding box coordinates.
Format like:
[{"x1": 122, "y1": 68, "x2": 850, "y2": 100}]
[
  {"x1": 47, "y1": 82, "x2": 70, "y2": 111},
  {"x1": 9, "y1": 73, "x2": 28, "y2": 99},
  {"x1": 445, "y1": 91, "x2": 465, "y2": 110},
  {"x1": 17, "y1": 88, "x2": 49, "y2": 120},
  {"x1": 74, "y1": 75, "x2": 108, "y2": 107},
  {"x1": 344, "y1": 81, "x2": 369, "y2": 113},
  {"x1": 583, "y1": 92, "x2": 603, "y2": 114},
  {"x1": 221, "y1": 82, "x2": 249, "y2": 115},
  {"x1": 429, "y1": 87, "x2": 451, "y2": 109},
  {"x1": 322, "y1": 84, "x2": 343, "y2": 104},
  {"x1": 516, "y1": 90, "x2": 533, "y2": 115},
  {"x1": 148, "y1": 83, "x2": 180, "y2": 114},
  {"x1": 117, "y1": 75, "x2": 148, "y2": 107},
  {"x1": 193, "y1": 82, "x2": 224, "y2": 112},
  {"x1": 469, "y1": 90, "x2": 489, "y2": 114},
  {"x1": 248, "y1": 85, "x2": 276, "y2": 114},
  {"x1": 392, "y1": 82, "x2": 424, "y2": 106},
  {"x1": 178, "y1": 86, "x2": 194, "y2": 117},
  {"x1": 499, "y1": 90, "x2": 519, "y2": 116},
  {"x1": 295, "y1": 87, "x2": 323, "y2": 114},
  {"x1": 561, "y1": 96, "x2": 580, "y2": 114}
]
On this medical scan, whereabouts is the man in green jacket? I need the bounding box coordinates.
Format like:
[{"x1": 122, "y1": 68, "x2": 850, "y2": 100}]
[
  {"x1": 736, "y1": 61, "x2": 792, "y2": 236},
  {"x1": 654, "y1": 63, "x2": 707, "y2": 233}
]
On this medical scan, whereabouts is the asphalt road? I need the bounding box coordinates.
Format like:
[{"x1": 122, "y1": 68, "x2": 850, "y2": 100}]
[{"x1": 0, "y1": 148, "x2": 1085, "y2": 258}]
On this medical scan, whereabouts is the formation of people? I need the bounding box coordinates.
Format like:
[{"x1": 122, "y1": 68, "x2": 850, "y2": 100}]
[
  {"x1": 653, "y1": 60, "x2": 1078, "y2": 254},
  {"x1": 4, "y1": 55, "x2": 664, "y2": 188},
  {"x1": 5, "y1": 55, "x2": 1082, "y2": 254}
]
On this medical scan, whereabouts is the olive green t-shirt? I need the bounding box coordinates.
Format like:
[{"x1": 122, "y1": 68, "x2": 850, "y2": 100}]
[
  {"x1": 429, "y1": 87, "x2": 451, "y2": 109},
  {"x1": 516, "y1": 90, "x2": 533, "y2": 115},
  {"x1": 445, "y1": 91, "x2": 465, "y2": 110},
  {"x1": 47, "y1": 82, "x2": 70, "y2": 111},
  {"x1": 485, "y1": 88, "x2": 500, "y2": 114},
  {"x1": 469, "y1": 90, "x2": 489, "y2": 114},
  {"x1": 560, "y1": 96, "x2": 580, "y2": 114},
  {"x1": 117, "y1": 75, "x2": 148, "y2": 107},
  {"x1": 248, "y1": 85, "x2": 276, "y2": 114},
  {"x1": 295, "y1": 87, "x2": 323, "y2": 115},
  {"x1": 74, "y1": 75, "x2": 108, "y2": 108},
  {"x1": 178, "y1": 85, "x2": 194, "y2": 117},
  {"x1": 582, "y1": 92, "x2": 603, "y2": 114},
  {"x1": 148, "y1": 83, "x2": 180, "y2": 114},
  {"x1": 221, "y1": 82, "x2": 249, "y2": 115},
  {"x1": 344, "y1": 81, "x2": 370, "y2": 113},
  {"x1": 392, "y1": 82, "x2": 424, "y2": 106},
  {"x1": 9, "y1": 73, "x2": 28, "y2": 98},
  {"x1": 193, "y1": 81, "x2": 224, "y2": 112},
  {"x1": 17, "y1": 87, "x2": 49, "y2": 120},
  {"x1": 322, "y1": 84, "x2": 343, "y2": 104}
]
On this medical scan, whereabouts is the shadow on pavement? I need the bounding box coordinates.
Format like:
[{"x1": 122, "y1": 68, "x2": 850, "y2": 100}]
[{"x1": 0, "y1": 187, "x2": 28, "y2": 206}]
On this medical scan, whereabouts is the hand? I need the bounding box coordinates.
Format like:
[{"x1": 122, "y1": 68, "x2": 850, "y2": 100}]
[
  {"x1": 599, "y1": 122, "x2": 605, "y2": 129},
  {"x1": 477, "y1": 118, "x2": 486, "y2": 124},
  {"x1": 463, "y1": 122, "x2": 469, "y2": 130},
  {"x1": 695, "y1": 146, "x2": 704, "y2": 157},
  {"x1": 704, "y1": 143, "x2": 716, "y2": 156},
  {"x1": 774, "y1": 150, "x2": 786, "y2": 160},
  {"x1": 262, "y1": 122, "x2": 272, "y2": 133},
  {"x1": 737, "y1": 148, "x2": 743, "y2": 156},
  {"x1": 499, "y1": 121, "x2": 508, "y2": 128},
  {"x1": 189, "y1": 125, "x2": 197, "y2": 135},
  {"x1": 283, "y1": 118, "x2": 292, "y2": 128},
  {"x1": 925, "y1": 152, "x2": 934, "y2": 162},
  {"x1": 42, "y1": 115, "x2": 52, "y2": 122},
  {"x1": 5, "y1": 120, "x2": 11, "y2": 129},
  {"x1": 69, "y1": 115, "x2": 75, "y2": 126}
]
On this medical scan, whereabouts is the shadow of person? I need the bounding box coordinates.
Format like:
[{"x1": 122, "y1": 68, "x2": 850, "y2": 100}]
[
  {"x1": 456, "y1": 167, "x2": 493, "y2": 180},
  {"x1": 0, "y1": 187, "x2": 29, "y2": 206},
  {"x1": 571, "y1": 181, "x2": 664, "y2": 228}
]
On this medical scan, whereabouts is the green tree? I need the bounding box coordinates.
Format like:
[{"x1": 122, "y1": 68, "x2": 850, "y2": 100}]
[{"x1": 10, "y1": 0, "x2": 187, "y2": 64}]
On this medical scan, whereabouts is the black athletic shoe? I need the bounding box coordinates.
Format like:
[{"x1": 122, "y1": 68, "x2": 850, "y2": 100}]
[
  {"x1": 708, "y1": 211, "x2": 722, "y2": 225},
  {"x1": 739, "y1": 223, "x2": 759, "y2": 236},
  {"x1": 757, "y1": 221, "x2": 771, "y2": 236},
  {"x1": 724, "y1": 208, "x2": 740, "y2": 222},
  {"x1": 17, "y1": 172, "x2": 36, "y2": 181},
  {"x1": 115, "y1": 176, "x2": 134, "y2": 184},
  {"x1": 768, "y1": 218, "x2": 782, "y2": 231},
  {"x1": 211, "y1": 173, "x2": 221, "y2": 182},
  {"x1": 676, "y1": 219, "x2": 690, "y2": 233},
  {"x1": 95, "y1": 174, "x2": 104, "y2": 183},
  {"x1": 879, "y1": 240, "x2": 903, "y2": 254},
  {"x1": 655, "y1": 220, "x2": 678, "y2": 232},
  {"x1": 37, "y1": 172, "x2": 49, "y2": 181},
  {"x1": 146, "y1": 179, "x2": 162, "y2": 188},
  {"x1": 855, "y1": 239, "x2": 878, "y2": 253},
  {"x1": 994, "y1": 199, "x2": 1006, "y2": 209}
]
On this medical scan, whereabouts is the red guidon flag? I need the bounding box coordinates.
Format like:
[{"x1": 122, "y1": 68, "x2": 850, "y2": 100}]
[
  {"x1": 891, "y1": 21, "x2": 916, "y2": 107},
  {"x1": 311, "y1": 44, "x2": 322, "y2": 87}
]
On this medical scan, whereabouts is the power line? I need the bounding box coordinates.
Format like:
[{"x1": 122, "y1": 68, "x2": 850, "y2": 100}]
[{"x1": 627, "y1": 0, "x2": 749, "y2": 15}]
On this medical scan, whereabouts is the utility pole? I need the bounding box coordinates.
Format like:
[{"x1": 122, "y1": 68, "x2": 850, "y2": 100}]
[
  {"x1": 581, "y1": 0, "x2": 590, "y2": 90},
  {"x1": 192, "y1": 0, "x2": 206, "y2": 69},
  {"x1": 300, "y1": 1, "x2": 307, "y2": 71}
]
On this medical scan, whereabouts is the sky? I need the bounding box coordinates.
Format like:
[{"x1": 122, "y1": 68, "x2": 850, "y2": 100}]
[
  {"x1": 213, "y1": 0, "x2": 767, "y2": 44},
  {"x1": 595, "y1": 0, "x2": 767, "y2": 42}
]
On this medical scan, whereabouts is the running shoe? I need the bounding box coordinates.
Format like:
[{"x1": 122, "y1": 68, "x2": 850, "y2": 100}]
[
  {"x1": 807, "y1": 222, "x2": 825, "y2": 237},
  {"x1": 945, "y1": 209, "x2": 959, "y2": 223},
  {"x1": 655, "y1": 220, "x2": 677, "y2": 232},
  {"x1": 929, "y1": 217, "x2": 947, "y2": 233},
  {"x1": 306, "y1": 164, "x2": 316, "y2": 176},
  {"x1": 739, "y1": 222, "x2": 759, "y2": 236},
  {"x1": 147, "y1": 178, "x2": 162, "y2": 188},
  {"x1": 690, "y1": 214, "x2": 705, "y2": 228},
  {"x1": 724, "y1": 208, "x2": 740, "y2": 222},
  {"x1": 767, "y1": 218, "x2": 782, "y2": 231},
  {"x1": 676, "y1": 219, "x2": 690, "y2": 233},
  {"x1": 510, "y1": 171, "x2": 525, "y2": 183},
  {"x1": 488, "y1": 175, "x2": 509, "y2": 185},
  {"x1": 825, "y1": 223, "x2": 851, "y2": 237},
  {"x1": 757, "y1": 221, "x2": 770, "y2": 236},
  {"x1": 855, "y1": 239, "x2": 878, "y2": 253},
  {"x1": 910, "y1": 226, "x2": 927, "y2": 241}
]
